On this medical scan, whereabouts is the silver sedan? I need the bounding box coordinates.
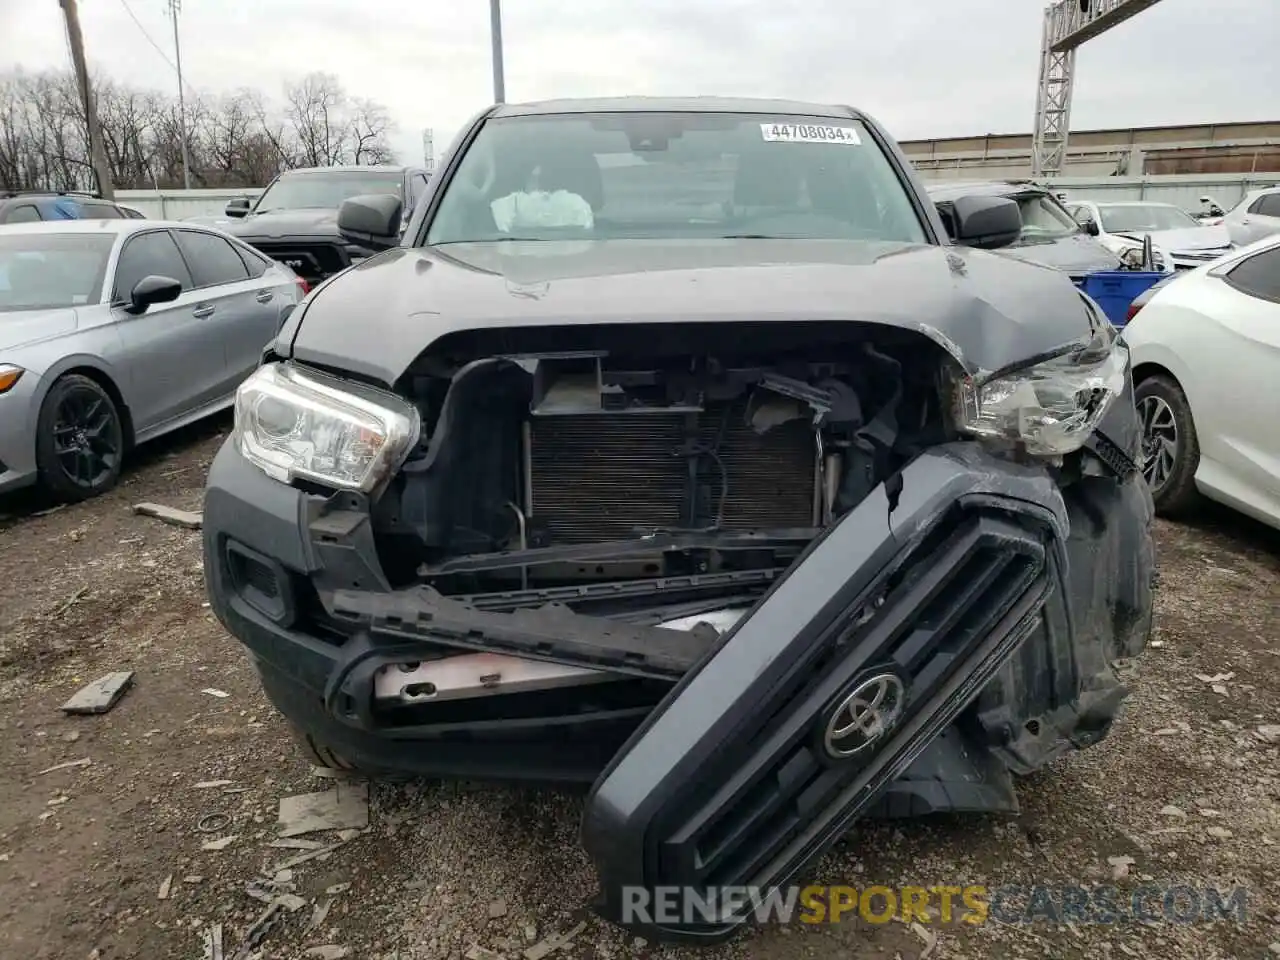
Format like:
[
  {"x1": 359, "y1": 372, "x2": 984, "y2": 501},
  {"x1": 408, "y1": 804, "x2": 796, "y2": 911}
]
[{"x1": 0, "y1": 218, "x2": 305, "y2": 501}]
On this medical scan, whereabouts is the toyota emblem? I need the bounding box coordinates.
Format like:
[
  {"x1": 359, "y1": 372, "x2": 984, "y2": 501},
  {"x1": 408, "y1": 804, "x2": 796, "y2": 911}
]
[{"x1": 822, "y1": 673, "x2": 907, "y2": 760}]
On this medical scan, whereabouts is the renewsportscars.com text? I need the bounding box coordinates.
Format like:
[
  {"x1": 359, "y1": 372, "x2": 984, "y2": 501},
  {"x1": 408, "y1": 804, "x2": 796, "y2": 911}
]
[{"x1": 619, "y1": 884, "x2": 1249, "y2": 927}]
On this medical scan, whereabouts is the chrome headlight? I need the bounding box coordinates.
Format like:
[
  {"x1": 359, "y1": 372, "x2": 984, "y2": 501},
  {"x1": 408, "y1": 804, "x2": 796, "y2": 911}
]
[
  {"x1": 233, "y1": 363, "x2": 420, "y2": 493},
  {"x1": 955, "y1": 325, "x2": 1128, "y2": 457}
]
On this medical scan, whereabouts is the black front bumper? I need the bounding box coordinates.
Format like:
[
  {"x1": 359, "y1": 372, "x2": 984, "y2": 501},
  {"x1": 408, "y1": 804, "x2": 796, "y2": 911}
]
[{"x1": 205, "y1": 438, "x2": 1153, "y2": 941}]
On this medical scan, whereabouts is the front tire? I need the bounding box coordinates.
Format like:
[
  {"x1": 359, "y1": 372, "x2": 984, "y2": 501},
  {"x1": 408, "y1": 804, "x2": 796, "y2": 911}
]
[
  {"x1": 34, "y1": 374, "x2": 125, "y2": 503},
  {"x1": 1135, "y1": 375, "x2": 1199, "y2": 516}
]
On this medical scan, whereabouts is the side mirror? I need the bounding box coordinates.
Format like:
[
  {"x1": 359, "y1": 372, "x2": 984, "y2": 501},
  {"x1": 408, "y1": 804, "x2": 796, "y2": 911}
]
[
  {"x1": 1083, "y1": 219, "x2": 1101, "y2": 236},
  {"x1": 126, "y1": 275, "x2": 182, "y2": 314},
  {"x1": 225, "y1": 197, "x2": 251, "y2": 218},
  {"x1": 338, "y1": 193, "x2": 404, "y2": 251},
  {"x1": 940, "y1": 195, "x2": 1022, "y2": 250}
]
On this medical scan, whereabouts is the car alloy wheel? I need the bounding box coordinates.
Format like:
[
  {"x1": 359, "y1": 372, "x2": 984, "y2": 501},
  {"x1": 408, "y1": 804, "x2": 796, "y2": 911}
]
[
  {"x1": 1137, "y1": 394, "x2": 1178, "y2": 494},
  {"x1": 52, "y1": 384, "x2": 123, "y2": 491}
]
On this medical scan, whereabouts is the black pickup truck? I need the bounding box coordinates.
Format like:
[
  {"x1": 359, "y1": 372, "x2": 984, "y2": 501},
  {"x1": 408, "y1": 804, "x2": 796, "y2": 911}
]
[
  {"x1": 222, "y1": 165, "x2": 430, "y2": 288},
  {"x1": 205, "y1": 97, "x2": 1154, "y2": 944}
]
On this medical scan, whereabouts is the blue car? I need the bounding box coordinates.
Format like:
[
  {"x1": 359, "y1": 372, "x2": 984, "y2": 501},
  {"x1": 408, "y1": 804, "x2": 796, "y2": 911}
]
[{"x1": 0, "y1": 191, "x2": 144, "y2": 225}]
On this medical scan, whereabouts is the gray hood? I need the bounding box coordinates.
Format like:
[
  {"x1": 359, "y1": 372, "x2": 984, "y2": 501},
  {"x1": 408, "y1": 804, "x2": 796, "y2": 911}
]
[
  {"x1": 228, "y1": 208, "x2": 340, "y2": 240},
  {"x1": 284, "y1": 239, "x2": 1104, "y2": 387},
  {"x1": 0, "y1": 307, "x2": 79, "y2": 354},
  {"x1": 1112, "y1": 224, "x2": 1233, "y2": 252},
  {"x1": 997, "y1": 233, "x2": 1122, "y2": 275}
]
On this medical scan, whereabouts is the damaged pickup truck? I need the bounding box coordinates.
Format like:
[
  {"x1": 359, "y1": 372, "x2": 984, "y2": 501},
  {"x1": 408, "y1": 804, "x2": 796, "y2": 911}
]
[{"x1": 203, "y1": 97, "x2": 1155, "y2": 943}]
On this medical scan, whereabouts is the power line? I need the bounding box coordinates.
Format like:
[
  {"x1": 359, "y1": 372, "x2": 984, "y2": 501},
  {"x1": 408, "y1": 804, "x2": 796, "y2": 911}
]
[{"x1": 116, "y1": 0, "x2": 179, "y2": 74}]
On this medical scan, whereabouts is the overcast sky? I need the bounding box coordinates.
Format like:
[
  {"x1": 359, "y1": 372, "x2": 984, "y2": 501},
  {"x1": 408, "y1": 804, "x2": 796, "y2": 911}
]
[{"x1": 4, "y1": 0, "x2": 1275, "y2": 166}]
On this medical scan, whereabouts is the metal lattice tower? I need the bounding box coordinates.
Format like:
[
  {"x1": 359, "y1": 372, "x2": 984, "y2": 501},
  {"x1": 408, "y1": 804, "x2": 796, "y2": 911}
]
[{"x1": 1031, "y1": 0, "x2": 1166, "y2": 176}]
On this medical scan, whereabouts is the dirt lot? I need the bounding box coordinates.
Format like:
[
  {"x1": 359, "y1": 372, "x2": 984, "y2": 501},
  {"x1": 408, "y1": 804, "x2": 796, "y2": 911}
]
[{"x1": 1, "y1": 416, "x2": 1278, "y2": 960}]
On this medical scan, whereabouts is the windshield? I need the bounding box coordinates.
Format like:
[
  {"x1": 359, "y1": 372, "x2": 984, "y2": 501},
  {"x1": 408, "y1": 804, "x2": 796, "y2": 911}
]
[
  {"x1": 1013, "y1": 192, "x2": 1082, "y2": 241},
  {"x1": 0, "y1": 233, "x2": 113, "y2": 312},
  {"x1": 1098, "y1": 204, "x2": 1199, "y2": 233},
  {"x1": 254, "y1": 172, "x2": 403, "y2": 213},
  {"x1": 426, "y1": 112, "x2": 927, "y2": 244}
]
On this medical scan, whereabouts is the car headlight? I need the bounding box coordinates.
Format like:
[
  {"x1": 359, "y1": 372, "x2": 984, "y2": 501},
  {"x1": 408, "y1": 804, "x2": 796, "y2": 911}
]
[
  {"x1": 233, "y1": 362, "x2": 421, "y2": 493},
  {"x1": 0, "y1": 364, "x2": 23, "y2": 394},
  {"x1": 954, "y1": 325, "x2": 1128, "y2": 457}
]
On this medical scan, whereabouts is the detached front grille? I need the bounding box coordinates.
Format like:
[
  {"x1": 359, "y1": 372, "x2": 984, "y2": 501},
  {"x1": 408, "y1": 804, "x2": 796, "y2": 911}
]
[
  {"x1": 648, "y1": 508, "x2": 1049, "y2": 892},
  {"x1": 526, "y1": 402, "x2": 817, "y2": 543},
  {"x1": 250, "y1": 242, "x2": 350, "y2": 283}
]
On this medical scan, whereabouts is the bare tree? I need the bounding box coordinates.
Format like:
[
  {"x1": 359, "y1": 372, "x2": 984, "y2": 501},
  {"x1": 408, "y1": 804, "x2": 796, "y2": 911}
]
[{"x1": 0, "y1": 67, "x2": 398, "y2": 193}]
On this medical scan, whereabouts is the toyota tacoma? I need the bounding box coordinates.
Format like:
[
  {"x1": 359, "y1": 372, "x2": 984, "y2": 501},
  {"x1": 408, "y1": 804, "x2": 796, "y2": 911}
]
[{"x1": 203, "y1": 97, "x2": 1155, "y2": 943}]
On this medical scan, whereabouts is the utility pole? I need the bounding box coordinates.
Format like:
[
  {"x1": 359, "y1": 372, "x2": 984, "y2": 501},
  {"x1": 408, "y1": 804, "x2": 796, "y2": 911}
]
[
  {"x1": 489, "y1": 0, "x2": 506, "y2": 103},
  {"x1": 168, "y1": 0, "x2": 192, "y2": 189},
  {"x1": 58, "y1": 0, "x2": 115, "y2": 199}
]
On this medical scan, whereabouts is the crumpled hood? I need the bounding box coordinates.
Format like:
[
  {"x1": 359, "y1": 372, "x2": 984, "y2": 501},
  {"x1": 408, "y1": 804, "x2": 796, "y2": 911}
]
[
  {"x1": 0, "y1": 308, "x2": 79, "y2": 355},
  {"x1": 286, "y1": 239, "x2": 1104, "y2": 386},
  {"x1": 228, "y1": 208, "x2": 340, "y2": 240},
  {"x1": 1113, "y1": 224, "x2": 1233, "y2": 252},
  {"x1": 997, "y1": 234, "x2": 1121, "y2": 274}
]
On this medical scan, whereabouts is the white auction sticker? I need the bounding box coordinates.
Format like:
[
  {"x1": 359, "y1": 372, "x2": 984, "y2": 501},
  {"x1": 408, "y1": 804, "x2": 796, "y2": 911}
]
[{"x1": 760, "y1": 123, "x2": 861, "y2": 145}]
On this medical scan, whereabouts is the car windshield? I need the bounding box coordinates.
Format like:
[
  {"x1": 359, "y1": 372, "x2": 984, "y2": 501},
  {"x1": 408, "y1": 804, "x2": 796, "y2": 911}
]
[
  {"x1": 1098, "y1": 204, "x2": 1200, "y2": 232},
  {"x1": 0, "y1": 233, "x2": 114, "y2": 312},
  {"x1": 426, "y1": 112, "x2": 928, "y2": 244},
  {"x1": 254, "y1": 172, "x2": 403, "y2": 212},
  {"x1": 1012, "y1": 192, "x2": 1082, "y2": 241}
]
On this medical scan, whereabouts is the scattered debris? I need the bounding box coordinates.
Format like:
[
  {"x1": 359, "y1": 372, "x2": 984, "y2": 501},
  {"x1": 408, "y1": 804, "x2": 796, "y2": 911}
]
[
  {"x1": 1195, "y1": 672, "x2": 1234, "y2": 683},
  {"x1": 230, "y1": 902, "x2": 283, "y2": 960},
  {"x1": 270, "y1": 840, "x2": 347, "y2": 873},
  {"x1": 466, "y1": 947, "x2": 504, "y2": 960},
  {"x1": 203, "y1": 921, "x2": 223, "y2": 960},
  {"x1": 1206, "y1": 826, "x2": 1234, "y2": 839},
  {"x1": 158, "y1": 875, "x2": 172, "y2": 900},
  {"x1": 309, "y1": 765, "x2": 351, "y2": 780},
  {"x1": 196, "y1": 813, "x2": 231, "y2": 833},
  {"x1": 36, "y1": 758, "x2": 92, "y2": 775},
  {"x1": 1107, "y1": 855, "x2": 1136, "y2": 880},
  {"x1": 277, "y1": 783, "x2": 369, "y2": 837},
  {"x1": 326, "y1": 882, "x2": 351, "y2": 895},
  {"x1": 488, "y1": 898, "x2": 508, "y2": 919},
  {"x1": 1256, "y1": 725, "x2": 1280, "y2": 744},
  {"x1": 60, "y1": 672, "x2": 135, "y2": 715},
  {"x1": 183, "y1": 875, "x2": 204, "y2": 884},
  {"x1": 1159, "y1": 805, "x2": 1187, "y2": 819},
  {"x1": 200, "y1": 835, "x2": 238, "y2": 851},
  {"x1": 46, "y1": 796, "x2": 69, "y2": 806},
  {"x1": 133, "y1": 502, "x2": 203, "y2": 530},
  {"x1": 53, "y1": 586, "x2": 89, "y2": 618},
  {"x1": 304, "y1": 947, "x2": 350, "y2": 959},
  {"x1": 523, "y1": 921, "x2": 586, "y2": 960},
  {"x1": 193, "y1": 780, "x2": 234, "y2": 789},
  {"x1": 909, "y1": 920, "x2": 939, "y2": 958},
  {"x1": 201, "y1": 688, "x2": 230, "y2": 699},
  {"x1": 274, "y1": 893, "x2": 307, "y2": 912},
  {"x1": 268, "y1": 837, "x2": 326, "y2": 850},
  {"x1": 307, "y1": 898, "x2": 333, "y2": 932}
]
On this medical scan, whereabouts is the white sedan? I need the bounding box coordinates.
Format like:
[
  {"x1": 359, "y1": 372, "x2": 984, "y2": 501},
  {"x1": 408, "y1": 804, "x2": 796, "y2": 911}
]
[{"x1": 1122, "y1": 233, "x2": 1280, "y2": 530}]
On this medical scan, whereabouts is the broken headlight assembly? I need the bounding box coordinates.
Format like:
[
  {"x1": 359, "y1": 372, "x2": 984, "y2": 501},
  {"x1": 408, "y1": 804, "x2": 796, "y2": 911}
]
[
  {"x1": 233, "y1": 362, "x2": 421, "y2": 493},
  {"x1": 954, "y1": 324, "x2": 1128, "y2": 457}
]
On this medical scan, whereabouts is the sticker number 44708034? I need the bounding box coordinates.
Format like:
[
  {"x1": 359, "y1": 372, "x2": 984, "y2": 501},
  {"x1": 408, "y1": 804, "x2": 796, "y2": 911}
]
[{"x1": 760, "y1": 123, "x2": 861, "y2": 145}]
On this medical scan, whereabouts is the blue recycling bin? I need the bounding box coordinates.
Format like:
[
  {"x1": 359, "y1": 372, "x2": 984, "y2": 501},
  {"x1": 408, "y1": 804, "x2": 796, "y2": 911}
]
[{"x1": 1081, "y1": 271, "x2": 1167, "y2": 327}]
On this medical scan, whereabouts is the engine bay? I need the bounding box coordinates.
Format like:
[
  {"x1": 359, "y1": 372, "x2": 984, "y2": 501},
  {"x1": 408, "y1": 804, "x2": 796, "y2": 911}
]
[{"x1": 369, "y1": 327, "x2": 954, "y2": 611}]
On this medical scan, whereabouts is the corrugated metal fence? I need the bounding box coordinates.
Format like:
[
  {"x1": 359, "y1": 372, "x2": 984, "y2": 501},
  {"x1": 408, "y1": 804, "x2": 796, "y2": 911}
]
[{"x1": 116, "y1": 171, "x2": 1280, "y2": 222}]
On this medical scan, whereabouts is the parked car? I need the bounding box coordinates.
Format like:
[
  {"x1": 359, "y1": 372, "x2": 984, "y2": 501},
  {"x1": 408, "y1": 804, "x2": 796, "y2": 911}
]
[
  {"x1": 0, "y1": 219, "x2": 306, "y2": 501},
  {"x1": 925, "y1": 179, "x2": 1125, "y2": 282},
  {"x1": 203, "y1": 96, "x2": 1154, "y2": 943},
  {"x1": 1123, "y1": 233, "x2": 1280, "y2": 530},
  {"x1": 1215, "y1": 185, "x2": 1280, "y2": 247},
  {"x1": 222, "y1": 165, "x2": 430, "y2": 288},
  {"x1": 1066, "y1": 199, "x2": 1233, "y2": 271},
  {"x1": 0, "y1": 190, "x2": 142, "y2": 224}
]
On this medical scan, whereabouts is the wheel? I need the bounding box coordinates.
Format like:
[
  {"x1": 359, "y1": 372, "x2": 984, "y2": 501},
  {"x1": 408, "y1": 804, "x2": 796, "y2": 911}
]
[
  {"x1": 34, "y1": 374, "x2": 125, "y2": 502},
  {"x1": 1134, "y1": 375, "x2": 1200, "y2": 516}
]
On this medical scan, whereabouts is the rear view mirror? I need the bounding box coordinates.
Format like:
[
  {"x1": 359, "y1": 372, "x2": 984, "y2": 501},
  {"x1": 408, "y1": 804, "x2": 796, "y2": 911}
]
[
  {"x1": 1083, "y1": 219, "x2": 1101, "y2": 236},
  {"x1": 938, "y1": 195, "x2": 1022, "y2": 250},
  {"x1": 127, "y1": 275, "x2": 182, "y2": 314},
  {"x1": 225, "y1": 197, "x2": 251, "y2": 218},
  {"x1": 338, "y1": 193, "x2": 404, "y2": 251}
]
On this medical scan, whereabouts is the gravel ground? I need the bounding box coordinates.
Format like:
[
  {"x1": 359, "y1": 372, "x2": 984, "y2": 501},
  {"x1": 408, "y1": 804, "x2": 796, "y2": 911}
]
[{"x1": 1, "y1": 415, "x2": 1277, "y2": 960}]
